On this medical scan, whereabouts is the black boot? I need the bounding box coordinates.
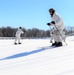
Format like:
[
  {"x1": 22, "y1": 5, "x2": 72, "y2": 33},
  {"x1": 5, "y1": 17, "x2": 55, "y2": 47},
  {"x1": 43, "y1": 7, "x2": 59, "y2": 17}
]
[
  {"x1": 52, "y1": 42, "x2": 57, "y2": 46},
  {"x1": 56, "y1": 42, "x2": 62, "y2": 47},
  {"x1": 14, "y1": 43, "x2": 17, "y2": 45},
  {"x1": 18, "y1": 42, "x2": 21, "y2": 44}
]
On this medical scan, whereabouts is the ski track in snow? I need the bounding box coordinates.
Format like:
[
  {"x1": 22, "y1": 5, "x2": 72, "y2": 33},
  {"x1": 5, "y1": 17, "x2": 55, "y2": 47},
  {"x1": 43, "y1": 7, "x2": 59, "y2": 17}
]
[{"x1": 0, "y1": 36, "x2": 74, "y2": 75}]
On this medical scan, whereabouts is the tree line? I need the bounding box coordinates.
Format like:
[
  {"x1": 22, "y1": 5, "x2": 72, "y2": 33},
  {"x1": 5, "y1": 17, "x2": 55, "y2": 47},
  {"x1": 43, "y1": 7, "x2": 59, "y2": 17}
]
[
  {"x1": 0, "y1": 27, "x2": 50, "y2": 38},
  {"x1": 0, "y1": 26, "x2": 74, "y2": 38}
]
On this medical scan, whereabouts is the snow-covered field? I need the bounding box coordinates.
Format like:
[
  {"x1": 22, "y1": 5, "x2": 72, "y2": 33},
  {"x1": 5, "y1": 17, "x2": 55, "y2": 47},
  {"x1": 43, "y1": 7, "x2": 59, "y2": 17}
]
[{"x1": 0, "y1": 36, "x2": 74, "y2": 75}]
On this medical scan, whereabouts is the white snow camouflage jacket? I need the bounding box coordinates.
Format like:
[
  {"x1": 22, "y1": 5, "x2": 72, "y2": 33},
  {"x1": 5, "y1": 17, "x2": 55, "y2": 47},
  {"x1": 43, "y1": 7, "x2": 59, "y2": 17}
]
[
  {"x1": 51, "y1": 12, "x2": 65, "y2": 30},
  {"x1": 15, "y1": 28, "x2": 24, "y2": 37}
]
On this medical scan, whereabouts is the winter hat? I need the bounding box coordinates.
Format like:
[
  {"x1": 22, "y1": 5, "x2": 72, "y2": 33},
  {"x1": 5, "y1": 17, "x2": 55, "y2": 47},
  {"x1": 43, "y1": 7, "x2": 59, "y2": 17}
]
[
  {"x1": 19, "y1": 27, "x2": 22, "y2": 29},
  {"x1": 49, "y1": 8, "x2": 55, "y2": 13},
  {"x1": 49, "y1": 8, "x2": 55, "y2": 16}
]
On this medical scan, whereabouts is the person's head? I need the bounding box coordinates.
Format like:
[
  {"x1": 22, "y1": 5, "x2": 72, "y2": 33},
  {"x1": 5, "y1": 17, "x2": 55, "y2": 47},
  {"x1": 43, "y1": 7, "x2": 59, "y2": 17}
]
[
  {"x1": 49, "y1": 8, "x2": 55, "y2": 17},
  {"x1": 19, "y1": 26, "x2": 22, "y2": 29}
]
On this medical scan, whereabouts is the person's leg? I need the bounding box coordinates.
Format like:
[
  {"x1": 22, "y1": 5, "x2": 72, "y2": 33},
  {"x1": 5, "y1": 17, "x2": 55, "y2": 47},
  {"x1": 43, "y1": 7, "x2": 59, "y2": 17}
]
[
  {"x1": 18, "y1": 37, "x2": 21, "y2": 44},
  {"x1": 51, "y1": 31, "x2": 58, "y2": 46},
  {"x1": 14, "y1": 36, "x2": 18, "y2": 44},
  {"x1": 50, "y1": 31, "x2": 53, "y2": 43},
  {"x1": 55, "y1": 30, "x2": 63, "y2": 47},
  {"x1": 53, "y1": 30, "x2": 63, "y2": 47}
]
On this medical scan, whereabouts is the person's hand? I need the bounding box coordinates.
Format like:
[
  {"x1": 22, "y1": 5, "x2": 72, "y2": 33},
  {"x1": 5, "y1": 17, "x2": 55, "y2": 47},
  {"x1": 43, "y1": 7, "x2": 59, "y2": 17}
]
[
  {"x1": 24, "y1": 30, "x2": 26, "y2": 32},
  {"x1": 51, "y1": 21, "x2": 55, "y2": 24},
  {"x1": 23, "y1": 30, "x2": 26, "y2": 33},
  {"x1": 47, "y1": 23, "x2": 51, "y2": 26}
]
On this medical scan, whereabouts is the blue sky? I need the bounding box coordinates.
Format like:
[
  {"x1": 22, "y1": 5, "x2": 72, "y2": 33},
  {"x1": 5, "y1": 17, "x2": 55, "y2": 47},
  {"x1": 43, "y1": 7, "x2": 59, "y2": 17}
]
[{"x1": 0, "y1": 0, "x2": 74, "y2": 30}]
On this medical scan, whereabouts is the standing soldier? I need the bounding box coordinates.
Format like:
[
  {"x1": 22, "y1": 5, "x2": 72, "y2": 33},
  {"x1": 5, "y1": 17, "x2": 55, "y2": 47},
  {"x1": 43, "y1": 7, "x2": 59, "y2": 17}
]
[{"x1": 14, "y1": 27, "x2": 24, "y2": 45}]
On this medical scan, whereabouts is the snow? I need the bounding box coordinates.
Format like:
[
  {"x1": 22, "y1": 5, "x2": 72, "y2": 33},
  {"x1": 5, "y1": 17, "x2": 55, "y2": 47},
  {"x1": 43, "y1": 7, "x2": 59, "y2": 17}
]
[{"x1": 0, "y1": 36, "x2": 74, "y2": 75}]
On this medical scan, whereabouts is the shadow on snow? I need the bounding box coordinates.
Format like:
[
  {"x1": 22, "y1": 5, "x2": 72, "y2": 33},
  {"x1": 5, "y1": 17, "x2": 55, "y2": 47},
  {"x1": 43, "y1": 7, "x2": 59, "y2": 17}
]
[{"x1": 1, "y1": 46, "x2": 54, "y2": 60}]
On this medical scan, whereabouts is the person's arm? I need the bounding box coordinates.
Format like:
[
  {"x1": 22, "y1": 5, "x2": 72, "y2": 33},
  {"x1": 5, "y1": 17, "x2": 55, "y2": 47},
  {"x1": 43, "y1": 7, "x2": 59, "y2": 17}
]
[
  {"x1": 51, "y1": 13, "x2": 62, "y2": 26},
  {"x1": 20, "y1": 29, "x2": 24, "y2": 34},
  {"x1": 55, "y1": 15, "x2": 62, "y2": 25},
  {"x1": 21, "y1": 30, "x2": 24, "y2": 34}
]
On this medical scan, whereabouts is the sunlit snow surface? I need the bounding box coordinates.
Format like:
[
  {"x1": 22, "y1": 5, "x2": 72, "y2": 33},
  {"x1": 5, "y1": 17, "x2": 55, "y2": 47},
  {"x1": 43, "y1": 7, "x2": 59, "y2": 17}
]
[{"x1": 0, "y1": 36, "x2": 74, "y2": 75}]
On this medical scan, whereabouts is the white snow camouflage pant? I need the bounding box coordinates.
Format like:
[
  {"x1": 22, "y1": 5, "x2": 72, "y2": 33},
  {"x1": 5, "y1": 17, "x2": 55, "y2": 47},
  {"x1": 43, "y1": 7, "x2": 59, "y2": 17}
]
[
  {"x1": 15, "y1": 36, "x2": 21, "y2": 43},
  {"x1": 50, "y1": 29, "x2": 66, "y2": 43}
]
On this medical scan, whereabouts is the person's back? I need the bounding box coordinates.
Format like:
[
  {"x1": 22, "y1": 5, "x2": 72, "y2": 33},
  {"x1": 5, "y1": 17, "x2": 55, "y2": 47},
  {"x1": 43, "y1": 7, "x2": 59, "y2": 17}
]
[
  {"x1": 51, "y1": 12, "x2": 64, "y2": 31},
  {"x1": 16, "y1": 28, "x2": 24, "y2": 37},
  {"x1": 14, "y1": 27, "x2": 24, "y2": 45}
]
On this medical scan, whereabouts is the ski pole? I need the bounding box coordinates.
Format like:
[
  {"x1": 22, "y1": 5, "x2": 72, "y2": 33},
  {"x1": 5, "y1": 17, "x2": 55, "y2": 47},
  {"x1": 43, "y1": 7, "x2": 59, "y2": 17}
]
[
  {"x1": 49, "y1": 26, "x2": 52, "y2": 30},
  {"x1": 48, "y1": 26, "x2": 54, "y2": 44},
  {"x1": 54, "y1": 25, "x2": 67, "y2": 45}
]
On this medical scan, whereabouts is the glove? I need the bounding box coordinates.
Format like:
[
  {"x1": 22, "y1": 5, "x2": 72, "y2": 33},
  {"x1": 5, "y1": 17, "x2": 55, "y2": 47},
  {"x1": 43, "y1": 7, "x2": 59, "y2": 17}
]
[
  {"x1": 47, "y1": 23, "x2": 51, "y2": 26},
  {"x1": 24, "y1": 30, "x2": 26, "y2": 32},
  {"x1": 51, "y1": 21, "x2": 55, "y2": 24}
]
